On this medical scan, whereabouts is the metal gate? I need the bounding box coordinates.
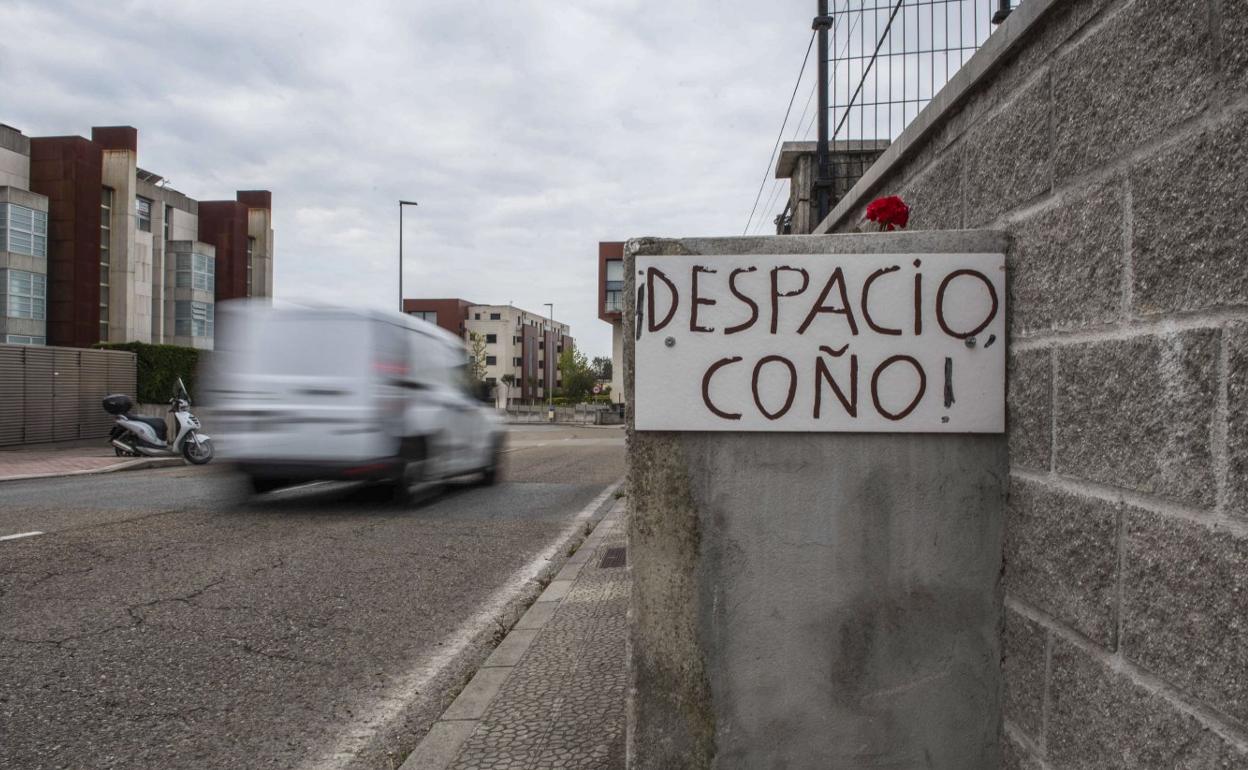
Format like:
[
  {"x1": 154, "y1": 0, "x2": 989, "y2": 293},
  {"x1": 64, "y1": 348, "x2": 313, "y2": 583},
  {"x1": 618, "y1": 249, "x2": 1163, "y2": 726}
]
[{"x1": 0, "y1": 344, "x2": 136, "y2": 447}]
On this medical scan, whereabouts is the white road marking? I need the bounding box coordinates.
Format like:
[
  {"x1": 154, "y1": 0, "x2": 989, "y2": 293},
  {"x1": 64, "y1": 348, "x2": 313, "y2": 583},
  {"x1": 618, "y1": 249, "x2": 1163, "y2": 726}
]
[
  {"x1": 269, "y1": 481, "x2": 338, "y2": 495},
  {"x1": 500, "y1": 442, "x2": 548, "y2": 454},
  {"x1": 0, "y1": 531, "x2": 44, "y2": 542},
  {"x1": 302, "y1": 479, "x2": 623, "y2": 770}
]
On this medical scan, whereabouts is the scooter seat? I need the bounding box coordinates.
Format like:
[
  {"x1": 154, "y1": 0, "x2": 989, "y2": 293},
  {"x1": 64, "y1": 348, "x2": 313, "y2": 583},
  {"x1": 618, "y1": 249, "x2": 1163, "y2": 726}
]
[{"x1": 129, "y1": 414, "x2": 168, "y2": 442}]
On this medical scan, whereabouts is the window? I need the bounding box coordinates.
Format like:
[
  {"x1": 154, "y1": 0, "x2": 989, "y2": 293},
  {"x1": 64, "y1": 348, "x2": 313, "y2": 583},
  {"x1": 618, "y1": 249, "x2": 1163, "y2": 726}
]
[
  {"x1": 513, "y1": 357, "x2": 521, "y2": 367},
  {"x1": 486, "y1": 377, "x2": 496, "y2": 385},
  {"x1": 175, "y1": 251, "x2": 215, "y2": 292},
  {"x1": 4, "y1": 335, "x2": 45, "y2": 345},
  {"x1": 100, "y1": 188, "x2": 112, "y2": 341},
  {"x1": 174, "y1": 300, "x2": 214, "y2": 337},
  {"x1": 164, "y1": 204, "x2": 173, "y2": 243},
  {"x1": 0, "y1": 203, "x2": 48, "y2": 258},
  {"x1": 246, "y1": 236, "x2": 255, "y2": 297},
  {"x1": 136, "y1": 196, "x2": 152, "y2": 232},
  {"x1": 489, "y1": 312, "x2": 501, "y2": 320},
  {"x1": 485, "y1": 333, "x2": 497, "y2": 344},
  {"x1": 486, "y1": 355, "x2": 497, "y2": 366},
  {"x1": 410, "y1": 310, "x2": 437, "y2": 323},
  {"x1": 605, "y1": 259, "x2": 624, "y2": 312},
  {"x1": 2, "y1": 269, "x2": 47, "y2": 320},
  {"x1": 539, "y1": 341, "x2": 545, "y2": 350},
  {"x1": 474, "y1": 313, "x2": 480, "y2": 320}
]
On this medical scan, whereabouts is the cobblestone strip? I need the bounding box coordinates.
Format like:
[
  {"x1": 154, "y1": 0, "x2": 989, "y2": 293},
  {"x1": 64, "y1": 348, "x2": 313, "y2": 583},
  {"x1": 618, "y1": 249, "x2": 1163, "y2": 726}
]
[{"x1": 401, "y1": 499, "x2": 629, "y2": 770}]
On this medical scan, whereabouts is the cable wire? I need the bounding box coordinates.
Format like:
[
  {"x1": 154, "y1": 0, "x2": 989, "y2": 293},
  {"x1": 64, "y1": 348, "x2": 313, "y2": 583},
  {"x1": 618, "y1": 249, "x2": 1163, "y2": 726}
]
[
  {"x1": 801, "y1": 0, "x2": 859, "y2": 141},
  {"x1": 743, "y1": 30, "x2": 817, "y2": 236}
]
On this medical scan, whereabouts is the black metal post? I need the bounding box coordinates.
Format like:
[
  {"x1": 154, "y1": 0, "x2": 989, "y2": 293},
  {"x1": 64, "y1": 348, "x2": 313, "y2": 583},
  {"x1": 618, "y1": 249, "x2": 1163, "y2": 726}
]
[
  {"x1": 399, "y1": 200, "x2": 417, "y2": 313},
  {"x1": 398, "y1": 202, "x2": 403, "y2": 312},
  {"x1": 545, "y1": 302, "x2": 554, "y2": 414},
  {"x1": 813, "y1": 1, "x2": 834, "y2": 225}
]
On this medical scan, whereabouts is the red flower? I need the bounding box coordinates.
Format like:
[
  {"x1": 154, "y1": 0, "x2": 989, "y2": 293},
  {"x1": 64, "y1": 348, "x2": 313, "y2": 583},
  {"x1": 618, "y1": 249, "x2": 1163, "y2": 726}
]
[{"x1": 865, "y1": 195, "x2": 910, "y2": 231}]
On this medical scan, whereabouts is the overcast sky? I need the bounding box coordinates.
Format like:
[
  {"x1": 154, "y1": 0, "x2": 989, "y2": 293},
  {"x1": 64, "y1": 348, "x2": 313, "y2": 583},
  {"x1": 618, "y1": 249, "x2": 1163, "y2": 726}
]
[{"x1": 0, "y1": 0, "x2": 829, "y2": 357}]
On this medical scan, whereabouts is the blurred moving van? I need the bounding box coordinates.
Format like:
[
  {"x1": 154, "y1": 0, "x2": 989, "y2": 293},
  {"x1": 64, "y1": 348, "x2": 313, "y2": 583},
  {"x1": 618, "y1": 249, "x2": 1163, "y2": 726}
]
[{"x1": 205, "y1": 301, "x2": 505, "y2": 500}]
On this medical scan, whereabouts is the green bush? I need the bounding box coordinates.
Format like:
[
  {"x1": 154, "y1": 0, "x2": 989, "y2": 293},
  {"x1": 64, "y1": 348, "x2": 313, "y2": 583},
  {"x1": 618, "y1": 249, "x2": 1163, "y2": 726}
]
[{"x1": 95, "y1": 342, "x2": 201, "y2": 403}]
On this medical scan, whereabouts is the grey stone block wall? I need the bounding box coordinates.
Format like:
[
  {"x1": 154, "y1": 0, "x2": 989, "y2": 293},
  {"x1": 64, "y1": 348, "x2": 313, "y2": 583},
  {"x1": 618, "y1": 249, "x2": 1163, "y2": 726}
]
[
  {"x1": 1006, "y1": 349, "x2": 1051, "y2": 472},
  {"x1": 1050, "y1": 0, "x2": 1214, "y2": 185},
  {"x1": 1004, "y1": 479, "x2": 1119, "y2": 647},
  {"x1": 1002, "y1": 610, "x2": 1047, "y2": 740},
  {"x1": 1054, "y1": 330, "x2": 1219, "y2": 507},
  {"x1": 1007, "y1": 180, "x2": 1124, "y2": 336},
  {"x1": 1047, "y1": 636, "x2": 1245, "y2": 769},
  {"x1": 819, "y1": 0, "x2": 1248, "y2": 765},
  {"x1": 964, "y1": 73, "x2": 1053, "y2": 227}
]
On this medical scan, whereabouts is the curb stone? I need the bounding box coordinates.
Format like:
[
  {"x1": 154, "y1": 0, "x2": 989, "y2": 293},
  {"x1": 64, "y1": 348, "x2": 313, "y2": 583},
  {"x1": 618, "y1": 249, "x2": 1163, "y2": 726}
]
[
  {"x1": 301, "y1": 480, "x2": 623, "y2": 770},
  {"x1": 399, "y1": 497, "x2": 627, "y2": 770},
  {"x1": 0, "y1": 456, "x2": 185, "y2": 484}
]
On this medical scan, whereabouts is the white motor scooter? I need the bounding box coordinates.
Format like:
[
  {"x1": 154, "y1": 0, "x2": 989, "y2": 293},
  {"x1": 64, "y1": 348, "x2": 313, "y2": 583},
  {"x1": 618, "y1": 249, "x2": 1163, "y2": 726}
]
[{"x1": 104, "y1": 377, "x2": 214, "y2": 465}]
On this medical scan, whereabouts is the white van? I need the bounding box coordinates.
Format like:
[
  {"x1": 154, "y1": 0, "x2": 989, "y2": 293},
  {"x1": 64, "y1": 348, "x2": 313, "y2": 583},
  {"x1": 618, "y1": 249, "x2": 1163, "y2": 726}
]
[{"x1": 205, "y1": 301, "x2": 505, "y2": 500}]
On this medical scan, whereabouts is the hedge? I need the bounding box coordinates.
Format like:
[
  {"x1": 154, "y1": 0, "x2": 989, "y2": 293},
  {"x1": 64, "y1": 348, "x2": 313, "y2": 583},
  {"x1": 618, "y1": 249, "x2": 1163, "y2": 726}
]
[{"x1": 95, "y1": 342, "x2": 201, "y2": 403}]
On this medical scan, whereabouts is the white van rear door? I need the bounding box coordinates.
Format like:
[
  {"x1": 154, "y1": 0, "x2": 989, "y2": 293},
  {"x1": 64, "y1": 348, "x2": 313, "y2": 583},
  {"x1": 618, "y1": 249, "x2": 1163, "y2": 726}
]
[{"x1": 230, "y1": 313, "x2": 389, "y2": 462}]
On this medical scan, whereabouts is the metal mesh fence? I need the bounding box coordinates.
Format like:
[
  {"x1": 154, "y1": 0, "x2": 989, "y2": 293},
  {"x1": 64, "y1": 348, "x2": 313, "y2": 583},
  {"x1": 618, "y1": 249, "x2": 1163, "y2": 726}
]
[
  {"x1": 753, "y1": 0, "x2": 1024, "y2": 235},
  {"x1": 826, "y1": 0, "x2": 1018, "y2": 198}
]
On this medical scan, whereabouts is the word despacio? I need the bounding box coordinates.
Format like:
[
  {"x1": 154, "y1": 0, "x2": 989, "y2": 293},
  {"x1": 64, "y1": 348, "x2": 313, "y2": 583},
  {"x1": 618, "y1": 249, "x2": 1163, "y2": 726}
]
[{"x1": 639, "y1": 258, "x2": 1002, "y2": 423}]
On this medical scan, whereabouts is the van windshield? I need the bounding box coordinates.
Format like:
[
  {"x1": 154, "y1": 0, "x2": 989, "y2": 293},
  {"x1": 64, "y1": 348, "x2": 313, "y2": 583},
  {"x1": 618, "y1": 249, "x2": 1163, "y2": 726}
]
[{"x1": 244, "y1": 315, "x2": 370, "y2": 377}]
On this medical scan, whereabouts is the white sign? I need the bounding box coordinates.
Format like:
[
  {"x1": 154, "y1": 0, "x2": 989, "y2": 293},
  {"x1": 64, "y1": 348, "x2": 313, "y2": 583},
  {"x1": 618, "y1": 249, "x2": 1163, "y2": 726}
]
[{"x1": 634, "y1": 252, "x2": 1005, "y2": 433}]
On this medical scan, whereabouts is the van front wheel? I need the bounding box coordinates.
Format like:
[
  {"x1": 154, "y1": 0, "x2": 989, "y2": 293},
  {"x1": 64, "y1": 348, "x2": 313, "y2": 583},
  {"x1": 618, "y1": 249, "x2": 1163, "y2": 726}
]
[
  {"x1": 479, "y1": 438, "x2": 504, "y2": 486},
  {"x1": 392, "y1": 435, "x2": 441, "y2": 505}
]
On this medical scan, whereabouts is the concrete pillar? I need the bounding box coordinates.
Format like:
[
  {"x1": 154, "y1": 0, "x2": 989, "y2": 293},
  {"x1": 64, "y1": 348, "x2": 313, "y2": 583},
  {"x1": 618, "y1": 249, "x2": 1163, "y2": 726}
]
[
  {"x1": 93, "y1": 127, "x2": 146, "y2": 343},
  {"x1": 775, "y1": 141, "x2": 891, "y2": 234},
  {"x1": 625, "y1": 232, "x2": 1008, "y2": 769}
]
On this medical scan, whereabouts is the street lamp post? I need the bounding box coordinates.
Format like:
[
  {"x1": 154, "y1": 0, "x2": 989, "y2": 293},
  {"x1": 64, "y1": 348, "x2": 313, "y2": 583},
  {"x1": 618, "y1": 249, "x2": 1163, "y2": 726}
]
[
  {"x1": 398, "y1": 200, "x2": 418, "y2": 313},
  {"x1": 544, "y1": 302, "x2": 555, "y2": 420}
]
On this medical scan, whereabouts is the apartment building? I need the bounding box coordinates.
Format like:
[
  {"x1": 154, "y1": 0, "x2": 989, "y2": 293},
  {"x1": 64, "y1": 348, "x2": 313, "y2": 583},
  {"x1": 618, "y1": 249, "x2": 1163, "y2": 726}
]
[
  {"x1": 402, "y1": 298, "x2": 573, "y2": 402},
  {"x1": 0, "y1": 124, "x2": 50, "y2": 345},
  {"x1": 597, "y1": 241, "x2": 625, "y2": 406},
  {"x1": 0, "y1": 122, "x2": 274, "y2": 350}
]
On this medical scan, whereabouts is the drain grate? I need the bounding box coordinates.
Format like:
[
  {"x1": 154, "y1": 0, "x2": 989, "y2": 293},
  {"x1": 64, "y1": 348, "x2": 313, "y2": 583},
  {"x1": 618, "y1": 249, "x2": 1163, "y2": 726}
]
[{"x1": 599, "y1": 547, "x2": 627, "y2": 569}]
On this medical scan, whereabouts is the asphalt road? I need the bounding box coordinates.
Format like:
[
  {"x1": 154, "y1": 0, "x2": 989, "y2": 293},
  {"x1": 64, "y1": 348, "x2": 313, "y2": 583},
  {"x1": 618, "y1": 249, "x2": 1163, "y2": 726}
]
[{"x1": 0, "y1": 425, "x2": 625, "y2": 770}]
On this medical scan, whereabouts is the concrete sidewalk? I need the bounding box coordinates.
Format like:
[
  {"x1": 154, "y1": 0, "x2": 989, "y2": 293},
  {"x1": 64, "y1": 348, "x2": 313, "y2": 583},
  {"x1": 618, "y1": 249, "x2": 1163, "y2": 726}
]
[
  {"x1": 403, "y1": 498, "x2": 629, "y2": 770},
  {"x1": 0, "y1": 440, "x2": 183, "y2": 482}
]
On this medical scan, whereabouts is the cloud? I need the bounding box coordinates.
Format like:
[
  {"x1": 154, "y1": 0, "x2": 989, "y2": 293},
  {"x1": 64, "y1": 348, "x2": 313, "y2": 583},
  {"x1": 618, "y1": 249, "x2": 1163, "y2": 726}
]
[{"x1": 0, "y1": 0, "x2": 815, "y2": 356}]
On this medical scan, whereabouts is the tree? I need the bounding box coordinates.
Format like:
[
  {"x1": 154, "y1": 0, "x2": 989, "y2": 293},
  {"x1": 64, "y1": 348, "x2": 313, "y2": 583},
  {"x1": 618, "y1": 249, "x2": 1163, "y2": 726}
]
[
  {"x1": 558, "y1": 347, "x2": 596, "y2": 402},
  {"x1": 467, "y1": 332, "x2": 488, "y2": 384},
  {"x1": 591, "y1": 356, "x2": 613, "y2": 382}
]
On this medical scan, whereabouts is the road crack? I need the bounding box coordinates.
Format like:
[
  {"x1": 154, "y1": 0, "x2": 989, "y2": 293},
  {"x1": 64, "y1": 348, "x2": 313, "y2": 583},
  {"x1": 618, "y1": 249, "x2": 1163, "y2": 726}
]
[{"x1": 223, "y1": 636, "x2": 334, "y2": 668}]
